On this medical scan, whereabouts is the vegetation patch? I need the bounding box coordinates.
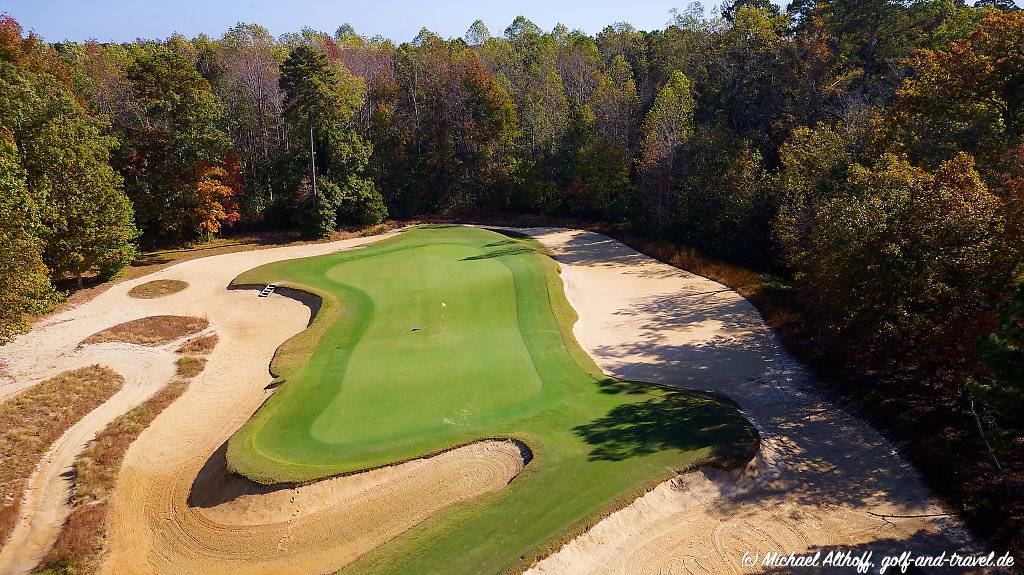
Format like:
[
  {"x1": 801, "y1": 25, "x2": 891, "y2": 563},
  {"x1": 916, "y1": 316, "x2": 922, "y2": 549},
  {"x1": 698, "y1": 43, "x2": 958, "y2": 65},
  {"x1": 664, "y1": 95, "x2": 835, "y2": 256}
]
[
  {"x1": 126, "y1": 279, "x2": 188, "y2": 299},
  {"x1": 31, "y1": 379, "x2": 190, "y2": 575},
  {"x1": 174, "y1": 356, "x2": 207, "y2": 379},
  {"x1": 226, "y1": 226, "x2": 757, "y2": 573},
  {"x1": 175, "y1": 333, "x2": 219, "y2": 355},
  {"x1": 80, "y1": 316, "x2": 208, "y2": 347},
  {"x1": 33, "y1": 334, "x2": 217, "y2": 575},
  {"x1": 0, "y1": 366, "x2": 123, "y2": 547}
]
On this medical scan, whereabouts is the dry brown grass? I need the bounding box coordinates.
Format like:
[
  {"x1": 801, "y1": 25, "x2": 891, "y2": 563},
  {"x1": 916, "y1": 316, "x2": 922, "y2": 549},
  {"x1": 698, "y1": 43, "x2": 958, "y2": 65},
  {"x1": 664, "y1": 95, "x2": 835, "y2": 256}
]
[
  {"x1": 33, "y1": 379, "x2": 190, "y2": 575},
  {"x1": 175, "y1": 356, "x2": 207, "y2": 379},
  {"x1": 126, "y1": 280, "x2": 188, "y2": 299},
  {"x1": 33, "y1": 330, "x2": 219, "y2": 573},
  {"x1": 0, "y1": 366, "x2": 123, "y2": 548},
  {"x1": 175, "y1": 333, "x2": 219, "y2": 355},
  {"x1": 80, "y1": 316, "x2": 208, "y2": 347}
]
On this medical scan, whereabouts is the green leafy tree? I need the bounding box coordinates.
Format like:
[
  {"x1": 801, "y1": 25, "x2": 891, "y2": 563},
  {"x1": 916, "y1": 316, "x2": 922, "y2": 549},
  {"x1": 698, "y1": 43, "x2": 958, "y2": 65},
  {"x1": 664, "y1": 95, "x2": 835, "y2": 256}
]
[
  {"x1": 592, "y1": 55, "x2": 639, "y2": 149},
  {"x1": 1, "y1": 16, "x2": 137, "y2": 289},
  {"x1": 113, "y1": 47, "x2": 233, "y2": 244},
  {"x1": 0, "y1": 131, "x2": 59, "y2": 343},
  {"x1": 280, "y1": 44, "x2": 385, "y2": 235},
  {"x1": 639, "y1": 70, "x2": 695, "y2": 231},
  {"x1": 32, "y1": 102, "x2": 138, "y2": 286}
]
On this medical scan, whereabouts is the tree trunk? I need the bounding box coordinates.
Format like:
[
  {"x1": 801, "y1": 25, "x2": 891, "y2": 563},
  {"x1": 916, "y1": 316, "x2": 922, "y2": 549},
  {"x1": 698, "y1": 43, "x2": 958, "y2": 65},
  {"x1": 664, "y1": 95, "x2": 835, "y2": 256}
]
[{"x1": 76, "y1": 272, "x2": 83, "y2": 290}]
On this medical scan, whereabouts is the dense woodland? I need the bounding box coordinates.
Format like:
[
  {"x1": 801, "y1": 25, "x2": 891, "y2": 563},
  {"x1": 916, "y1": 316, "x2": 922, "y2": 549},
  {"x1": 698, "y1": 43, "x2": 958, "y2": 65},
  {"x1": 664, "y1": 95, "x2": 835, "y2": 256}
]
[{"x1": 1, "y1": 0, "x2": 1023, "y2": 555}]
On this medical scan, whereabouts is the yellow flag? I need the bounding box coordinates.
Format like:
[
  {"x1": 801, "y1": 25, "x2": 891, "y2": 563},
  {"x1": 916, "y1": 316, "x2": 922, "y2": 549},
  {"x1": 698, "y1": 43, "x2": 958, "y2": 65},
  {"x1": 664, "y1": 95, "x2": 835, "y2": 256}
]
[{"x1": 441, "y1": 302, "x2": 447, "y2": 308}]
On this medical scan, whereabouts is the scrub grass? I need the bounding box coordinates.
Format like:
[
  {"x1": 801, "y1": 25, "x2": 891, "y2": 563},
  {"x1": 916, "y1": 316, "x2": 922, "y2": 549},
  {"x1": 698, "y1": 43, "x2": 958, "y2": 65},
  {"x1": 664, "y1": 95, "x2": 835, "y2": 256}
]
[
  {"x1": 80, "y1": 316, "x2": 208, "y2": 347},
  {"x1": 31, "y1": 379, "x2": 190, "y2": 575},
  {"x1": 175, "y1": 333, "x2": 218, "y2": 355},
  {"x1": 226, "y1": 225, "x2": 757, "y2": 574},
  {"x1": 126, "y1": 279, "x2": 188, "y2": 299},
  {"x1": 174, "y1": 356, "x2": 206, "y2": 378},
  {"x1": 0, "y1": 367, "x2": 123, "y2": 548},
  {"x1": 33, "y1": 333, "x2": 217, "y2": 575}
]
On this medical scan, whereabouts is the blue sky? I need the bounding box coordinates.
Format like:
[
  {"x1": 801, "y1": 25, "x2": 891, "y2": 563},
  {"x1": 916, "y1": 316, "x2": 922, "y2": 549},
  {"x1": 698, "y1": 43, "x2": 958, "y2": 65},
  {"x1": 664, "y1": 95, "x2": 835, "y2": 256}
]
[{"x1": 6, "y1": 0, "x2": 790, "y2": 44}]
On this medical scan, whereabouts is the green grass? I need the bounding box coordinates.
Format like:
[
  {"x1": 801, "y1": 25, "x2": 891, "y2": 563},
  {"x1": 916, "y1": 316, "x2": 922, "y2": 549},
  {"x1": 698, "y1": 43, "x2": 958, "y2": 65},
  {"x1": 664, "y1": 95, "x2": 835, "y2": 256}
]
[{"x1": 226, "y1": 224, "x2": 757, "y2": 574}]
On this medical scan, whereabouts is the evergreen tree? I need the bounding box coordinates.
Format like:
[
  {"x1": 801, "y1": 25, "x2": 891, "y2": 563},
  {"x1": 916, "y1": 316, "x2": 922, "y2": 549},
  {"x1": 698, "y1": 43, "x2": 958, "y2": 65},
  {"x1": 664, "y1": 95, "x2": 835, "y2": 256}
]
[
  {"x1": 969, "y1": 268, "x2": 1024, "y2": 427},
  {"x1": 279, "y1": 45, "x2": 385, "y2": 233}
]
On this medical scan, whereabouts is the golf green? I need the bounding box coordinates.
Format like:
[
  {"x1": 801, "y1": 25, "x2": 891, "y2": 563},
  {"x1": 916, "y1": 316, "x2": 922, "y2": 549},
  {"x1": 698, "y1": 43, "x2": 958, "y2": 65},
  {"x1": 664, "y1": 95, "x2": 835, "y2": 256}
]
[{"x1": 227, "y1": 225, "x2": 757, "y2": 573}]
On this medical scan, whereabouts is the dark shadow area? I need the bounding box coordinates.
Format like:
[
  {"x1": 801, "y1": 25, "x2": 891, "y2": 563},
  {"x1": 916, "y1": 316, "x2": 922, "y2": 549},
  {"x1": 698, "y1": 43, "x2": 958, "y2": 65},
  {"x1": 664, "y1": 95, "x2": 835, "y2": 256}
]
[
  {"x1": 228, "y1": 285, "x2": 322, "y2": 328},
  {"x1": 188, "y1": 441, "x2": 297, "y2": 508},
  {"x1": 484, "y1": 227, "x2": 532, "y2": 240},
  {"x1": 461, "y1": 246, "x2": 538, "y2": 261},
  {"x1": 483, "y1": 239, "x2": 518, "y2": 248},
  {"x1": 130, "y1": 231, "x2": 305, "y2": 268},
  {"x1": 574, "y1": 385, "x2": 758, "y2": 464}
]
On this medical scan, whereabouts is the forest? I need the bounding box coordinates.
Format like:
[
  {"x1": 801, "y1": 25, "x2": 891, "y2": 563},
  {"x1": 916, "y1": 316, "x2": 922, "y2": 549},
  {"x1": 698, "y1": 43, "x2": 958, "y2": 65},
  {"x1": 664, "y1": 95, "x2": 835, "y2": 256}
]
[{"x1": 0, "y1": 0, "x2": 1022, "y2": 557}]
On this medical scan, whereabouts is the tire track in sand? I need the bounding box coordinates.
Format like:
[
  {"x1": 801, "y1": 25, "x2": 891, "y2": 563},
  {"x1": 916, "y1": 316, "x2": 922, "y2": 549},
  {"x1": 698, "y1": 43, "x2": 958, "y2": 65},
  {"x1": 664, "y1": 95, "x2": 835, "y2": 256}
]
[{"x1": 0, "y1": 344, "x2": 177, "y2": 575}]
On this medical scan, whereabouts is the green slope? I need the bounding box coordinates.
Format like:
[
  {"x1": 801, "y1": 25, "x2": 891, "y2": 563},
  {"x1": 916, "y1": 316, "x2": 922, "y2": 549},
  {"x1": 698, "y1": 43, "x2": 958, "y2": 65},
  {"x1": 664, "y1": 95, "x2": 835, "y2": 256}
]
[{"x1": 226, "y1": 224, "x2": 757, "y2": 573}]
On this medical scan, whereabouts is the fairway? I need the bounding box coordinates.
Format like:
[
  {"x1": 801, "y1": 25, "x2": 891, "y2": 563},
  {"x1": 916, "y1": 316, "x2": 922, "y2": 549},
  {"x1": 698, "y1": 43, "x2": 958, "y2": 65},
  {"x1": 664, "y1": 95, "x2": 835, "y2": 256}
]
[{"x1": 227, "y1": 225, "x2": 757, "y2": 573}]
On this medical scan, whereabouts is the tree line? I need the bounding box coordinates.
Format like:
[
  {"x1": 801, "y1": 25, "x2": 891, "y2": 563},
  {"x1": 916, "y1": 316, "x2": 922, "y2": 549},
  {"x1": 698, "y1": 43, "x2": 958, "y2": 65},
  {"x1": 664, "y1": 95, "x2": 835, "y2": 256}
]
[{"x1": 1, "y1": 0, "x2": 1022, "y2": 527}]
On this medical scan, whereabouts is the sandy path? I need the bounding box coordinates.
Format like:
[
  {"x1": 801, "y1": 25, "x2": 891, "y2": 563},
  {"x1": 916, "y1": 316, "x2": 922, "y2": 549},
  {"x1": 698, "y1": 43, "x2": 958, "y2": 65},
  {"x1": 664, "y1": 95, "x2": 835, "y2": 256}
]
[
  {"x1": 518, "y1": 228, "x2": 976, "y2": 574},
  {"x1": 0, "y1": 229, "x2": 526, "y2": 575},
  {"x1": 0, "y1": 346, "x2": 178, "y2": 574}
]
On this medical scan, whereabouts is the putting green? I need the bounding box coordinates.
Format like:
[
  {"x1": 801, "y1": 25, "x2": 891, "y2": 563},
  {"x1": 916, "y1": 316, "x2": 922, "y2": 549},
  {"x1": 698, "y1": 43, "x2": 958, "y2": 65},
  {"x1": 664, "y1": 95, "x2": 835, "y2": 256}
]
[{"x1": 227, "y1": 225, "x2": 757, "y2": 574}]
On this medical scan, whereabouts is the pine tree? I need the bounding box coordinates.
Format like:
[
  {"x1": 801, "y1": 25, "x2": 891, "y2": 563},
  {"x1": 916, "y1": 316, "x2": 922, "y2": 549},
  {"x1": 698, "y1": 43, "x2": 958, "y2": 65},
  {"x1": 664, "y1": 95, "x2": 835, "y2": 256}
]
[{"x1": 280, "y1": 45, "x2": 386, "y2": 231}]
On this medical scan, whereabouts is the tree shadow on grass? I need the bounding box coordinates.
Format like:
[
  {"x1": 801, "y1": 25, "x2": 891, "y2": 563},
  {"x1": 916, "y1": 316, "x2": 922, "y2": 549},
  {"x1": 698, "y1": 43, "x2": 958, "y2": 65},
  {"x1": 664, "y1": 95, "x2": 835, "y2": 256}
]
[
  {"x1": 461, "y1": 246, "x2": 539, "y2": 261},
  {"x1": 574, "y1": 381, "x2": 759, "y2": 465}
]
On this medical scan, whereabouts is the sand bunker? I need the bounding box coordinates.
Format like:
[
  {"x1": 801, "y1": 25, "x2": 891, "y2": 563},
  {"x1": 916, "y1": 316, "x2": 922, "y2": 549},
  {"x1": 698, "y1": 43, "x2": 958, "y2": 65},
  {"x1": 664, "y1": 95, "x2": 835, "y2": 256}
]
[
  {"x1": 517, "y1": 228, "x2": 975, "y2": 575},
  {"x1": 0, "y1": 229, "x2": 529, "y2": 575}
]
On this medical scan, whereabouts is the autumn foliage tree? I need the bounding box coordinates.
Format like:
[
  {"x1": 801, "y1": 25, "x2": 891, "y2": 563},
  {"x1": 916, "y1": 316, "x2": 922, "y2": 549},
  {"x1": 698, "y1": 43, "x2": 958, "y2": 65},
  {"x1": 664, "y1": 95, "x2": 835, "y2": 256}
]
[{"x1": 111, "y1": 47, "x2": 234, "y2": 245}]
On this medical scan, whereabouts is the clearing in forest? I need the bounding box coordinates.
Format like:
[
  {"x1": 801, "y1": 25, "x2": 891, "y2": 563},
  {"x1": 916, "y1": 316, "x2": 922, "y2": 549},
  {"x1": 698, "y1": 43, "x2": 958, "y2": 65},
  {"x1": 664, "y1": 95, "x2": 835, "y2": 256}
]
[{"x1": 226, "y1": 225, "x2": 757, "y2": 574}]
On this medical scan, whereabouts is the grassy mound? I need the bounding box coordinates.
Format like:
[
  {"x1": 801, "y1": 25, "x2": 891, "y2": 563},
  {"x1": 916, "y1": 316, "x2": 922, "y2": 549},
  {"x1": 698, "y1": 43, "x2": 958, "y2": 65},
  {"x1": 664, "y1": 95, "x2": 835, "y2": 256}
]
[
  {"x1": 126, "y1": 279, "x2": 188, "y2": 299},
  {"x1": 226, "y1": 225, "x2": 757, "y2": 573},
  {"x1": 80, "y1": 315, "x2": 208, "y2": 347}
]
